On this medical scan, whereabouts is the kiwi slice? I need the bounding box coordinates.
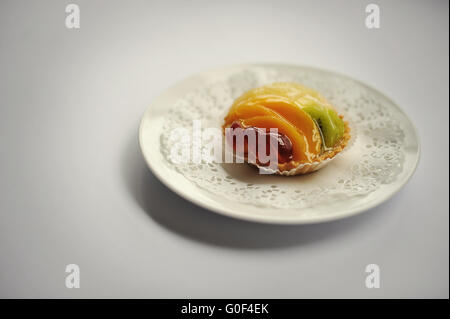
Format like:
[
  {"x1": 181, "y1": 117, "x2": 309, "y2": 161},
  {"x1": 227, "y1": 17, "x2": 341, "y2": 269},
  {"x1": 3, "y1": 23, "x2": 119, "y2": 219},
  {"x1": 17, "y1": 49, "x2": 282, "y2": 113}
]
[{"x1": 302, "y1": 105, "x2": 345, "y2": 150}]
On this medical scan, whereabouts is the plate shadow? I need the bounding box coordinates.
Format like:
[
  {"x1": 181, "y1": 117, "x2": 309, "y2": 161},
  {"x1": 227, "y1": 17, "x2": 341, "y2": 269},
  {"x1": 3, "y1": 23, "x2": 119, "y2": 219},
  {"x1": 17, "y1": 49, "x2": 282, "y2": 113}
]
[{"x1": 121, "y1": 130, "x2": 394, "y2": 250}]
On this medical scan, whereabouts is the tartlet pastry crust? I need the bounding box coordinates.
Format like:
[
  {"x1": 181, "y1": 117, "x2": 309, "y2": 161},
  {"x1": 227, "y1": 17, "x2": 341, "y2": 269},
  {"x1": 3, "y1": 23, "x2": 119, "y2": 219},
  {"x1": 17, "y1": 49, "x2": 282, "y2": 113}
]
[{"x1": 223, "y1": 83, "x2": 352, "y2": 175}]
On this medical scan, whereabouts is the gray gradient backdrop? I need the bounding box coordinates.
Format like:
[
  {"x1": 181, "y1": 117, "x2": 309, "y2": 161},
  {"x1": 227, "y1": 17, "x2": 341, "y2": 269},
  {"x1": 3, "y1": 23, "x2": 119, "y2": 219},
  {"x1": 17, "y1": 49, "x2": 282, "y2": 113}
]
[{"x1": 0, "y1": 0, "x2": 448, "y2": 298}]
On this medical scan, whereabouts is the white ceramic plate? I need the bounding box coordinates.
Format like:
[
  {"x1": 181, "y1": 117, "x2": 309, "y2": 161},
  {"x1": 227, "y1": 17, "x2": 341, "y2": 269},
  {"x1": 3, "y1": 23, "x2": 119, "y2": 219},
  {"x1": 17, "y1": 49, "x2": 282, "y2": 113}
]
[{"x1": 139, "y1": 64, "x2": 420, "y2": 224}]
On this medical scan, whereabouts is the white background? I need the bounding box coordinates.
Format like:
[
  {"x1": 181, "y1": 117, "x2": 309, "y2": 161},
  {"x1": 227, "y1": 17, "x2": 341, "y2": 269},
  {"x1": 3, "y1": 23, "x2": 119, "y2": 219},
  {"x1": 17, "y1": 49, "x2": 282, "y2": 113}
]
[{"x1": 0, "y1": 0, "x2": 448, "y2": 298}]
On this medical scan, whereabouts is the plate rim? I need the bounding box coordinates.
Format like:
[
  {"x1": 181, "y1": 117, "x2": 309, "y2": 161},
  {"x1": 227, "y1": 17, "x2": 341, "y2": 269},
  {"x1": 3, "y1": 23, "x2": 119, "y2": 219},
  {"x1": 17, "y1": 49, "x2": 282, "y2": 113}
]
[{"x1": 138, "y1": 63, "x2": 421, "y2": 225}]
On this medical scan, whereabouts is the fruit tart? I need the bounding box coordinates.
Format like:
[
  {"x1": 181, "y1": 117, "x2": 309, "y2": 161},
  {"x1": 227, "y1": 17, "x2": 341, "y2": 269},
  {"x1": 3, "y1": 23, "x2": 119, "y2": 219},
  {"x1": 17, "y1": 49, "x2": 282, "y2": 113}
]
[{"x1": 223, "y1": 82, "x2": 351, "y2": 175}]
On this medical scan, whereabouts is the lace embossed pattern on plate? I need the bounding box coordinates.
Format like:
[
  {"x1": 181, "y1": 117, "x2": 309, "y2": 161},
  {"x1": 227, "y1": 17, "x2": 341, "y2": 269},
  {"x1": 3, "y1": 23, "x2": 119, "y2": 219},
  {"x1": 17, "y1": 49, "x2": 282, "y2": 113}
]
[{"x1": 160, "y1": 66, "x2": 406, "y2": 210}]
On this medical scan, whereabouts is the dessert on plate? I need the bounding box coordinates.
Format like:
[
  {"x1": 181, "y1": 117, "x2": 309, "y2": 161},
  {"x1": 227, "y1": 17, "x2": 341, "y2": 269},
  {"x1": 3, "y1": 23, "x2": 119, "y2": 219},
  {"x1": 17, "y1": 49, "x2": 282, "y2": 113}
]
[{"x1": 223, "y1": 82, "x2": 351, "y2": 175}]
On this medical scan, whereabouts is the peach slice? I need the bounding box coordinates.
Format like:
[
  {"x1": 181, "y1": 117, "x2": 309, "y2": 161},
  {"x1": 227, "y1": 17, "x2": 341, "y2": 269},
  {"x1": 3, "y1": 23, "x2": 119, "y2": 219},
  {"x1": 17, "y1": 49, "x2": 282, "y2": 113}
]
[
  {"x1": 241, "y1": 115, "x2": 313, "y2": 163},
  {"x1": 253, "y1": 100, "x2": 322, "y2": 155},
  {"x1": 226, "y1": 97, "x2": 322, "y2": 156},
  {"x1": 224, "y1": 103, "x2": 279, "y2": 125}
]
